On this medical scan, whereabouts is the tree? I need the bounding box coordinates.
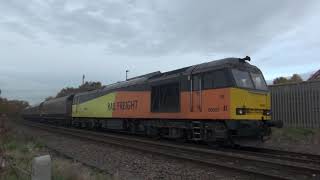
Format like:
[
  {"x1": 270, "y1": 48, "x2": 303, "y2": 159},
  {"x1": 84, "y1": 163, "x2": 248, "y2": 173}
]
[
  {"x1": 79, "y1": 81, "x2": 102, "y2": 91},
  {"x1": 290, "y1": 74, "x2": 303, "y2": 83},
  {"x1": 0, "y1": 97, "x2": 29, "y2": 116},
  {"x1": 273, "y1": 77, "x2": 289, "y2": 85},
  {"x1": 45, "y1": 96, "x2": 55, "y2": 101},
  {"x1": 55, "y1": 81, "x2": 102, "y2": 98},
  {"x1": 273, "y1": 74, "x2": 303, "y2": 85},
  {"x1": 56, "y1": 87, "x2": 77, "y2": 98}
]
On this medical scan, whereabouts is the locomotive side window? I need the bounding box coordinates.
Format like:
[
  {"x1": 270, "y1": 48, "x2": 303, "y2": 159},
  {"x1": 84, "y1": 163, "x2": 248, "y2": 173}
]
[
  {"x1": 203, "y1": 72, "x2": 213, "y2": 89},
  {"x1": 192, "y1": 75, "x2": 201, "y2": 91},
  {"x1": 203, "y1": 70, "x2": 228, "y2": 89},
  {"x1": 213, "y1": 70, "x2": 228, "y2": 88},
  {"x1": 151, "y1": 83, "x2": 180, "y2": 112}
]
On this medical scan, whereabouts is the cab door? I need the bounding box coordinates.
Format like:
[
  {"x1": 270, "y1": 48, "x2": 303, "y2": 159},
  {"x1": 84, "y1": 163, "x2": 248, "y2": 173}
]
[{"x1": 191, "y1": 74, "x2": 202, "y2": 112}]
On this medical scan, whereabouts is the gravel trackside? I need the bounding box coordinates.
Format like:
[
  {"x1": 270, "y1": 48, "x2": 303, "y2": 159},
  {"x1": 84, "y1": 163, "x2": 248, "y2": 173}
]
[{"x1": 10, "y1": 121, "x2": 270, "y2": 180}]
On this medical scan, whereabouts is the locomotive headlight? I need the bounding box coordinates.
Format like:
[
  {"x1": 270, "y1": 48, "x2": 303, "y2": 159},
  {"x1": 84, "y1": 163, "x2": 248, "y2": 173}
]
[
  {"x1": 236, "y1": 108, "x2": 246, "y2": 115},
  {"x1": 263, "y1": 110, "x2": 271, "y2": 116}
]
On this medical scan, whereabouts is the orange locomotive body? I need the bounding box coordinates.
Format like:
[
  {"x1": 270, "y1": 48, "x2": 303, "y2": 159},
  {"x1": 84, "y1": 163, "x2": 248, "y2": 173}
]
[{"x1": 109, "y1": 89, "x2": 230, "y2": 120}]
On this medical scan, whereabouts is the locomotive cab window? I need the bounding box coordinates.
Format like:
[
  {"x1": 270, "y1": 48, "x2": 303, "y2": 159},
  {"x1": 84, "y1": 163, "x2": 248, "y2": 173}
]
[
  {"x1": 250, "y1": 72, "x2": 268, "y2": 90},
  {"x1": 232, "y1": 69, "x2": 254, "y2": 89},
  {"x1": 151, "y1": 83, "x2": 180, "y2": 112}
]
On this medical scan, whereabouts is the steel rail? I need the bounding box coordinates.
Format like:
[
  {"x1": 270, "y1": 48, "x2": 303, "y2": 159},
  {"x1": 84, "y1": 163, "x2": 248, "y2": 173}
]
[
  {"x1": 232, "y1": 146, "x2": 320, "y2": 166},
  {"x1": 21, "y1": 120, "x2": 320, "y2": 180}
]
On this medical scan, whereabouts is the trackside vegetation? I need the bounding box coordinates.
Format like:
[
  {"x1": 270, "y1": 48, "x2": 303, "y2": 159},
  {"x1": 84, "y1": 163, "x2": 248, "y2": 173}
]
[
  {"x1": 0, "y1": 119, "x2": 111, "y2": 180},
  {"x1": 270, "y1": 128, "x2": 318, "y2": 142}
]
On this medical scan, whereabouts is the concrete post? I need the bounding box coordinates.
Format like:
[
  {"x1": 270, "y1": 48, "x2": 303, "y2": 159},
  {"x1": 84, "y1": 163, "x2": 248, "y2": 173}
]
[{"x1": 32, "y1": 155, "x2": 51, "y2": 180}]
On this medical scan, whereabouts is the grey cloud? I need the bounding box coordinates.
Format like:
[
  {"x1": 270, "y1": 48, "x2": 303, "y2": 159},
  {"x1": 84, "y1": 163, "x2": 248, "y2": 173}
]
[
  {"x1": 0, "y1": 21, "x2": 36, "y2": 39},
  {"x1": 1, "y1": 0, "x2": 320, "y2": 104},
  {"x1": 131, "y1": 0, "x2": 315, "y2": 54},
  {"x1": 0, "y1": 0, "x2": 317, "y2": 55}
]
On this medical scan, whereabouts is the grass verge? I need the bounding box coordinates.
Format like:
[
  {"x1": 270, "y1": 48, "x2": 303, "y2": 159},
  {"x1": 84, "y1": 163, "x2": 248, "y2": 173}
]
[
  {"x1": 0, "y1": 119, "x2": 111, "y2": 180},
  {"x1": 269, "y1": 127, "x2": 320, "y2": 145}
]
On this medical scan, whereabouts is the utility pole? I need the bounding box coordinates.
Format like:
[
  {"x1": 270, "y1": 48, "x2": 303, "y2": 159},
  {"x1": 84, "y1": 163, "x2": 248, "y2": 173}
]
[
  {"x1": 126, "y1": 70, "x2": 129, "y2": 81},
  {"x1": 82, "y1": 74, "x2": 85, "y2": 85}
]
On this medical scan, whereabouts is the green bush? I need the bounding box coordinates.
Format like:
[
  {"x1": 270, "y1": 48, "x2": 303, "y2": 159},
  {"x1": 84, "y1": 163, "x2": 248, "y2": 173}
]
[{"x1": 271, "y1": 128, "x2": 317, "y2": 142}]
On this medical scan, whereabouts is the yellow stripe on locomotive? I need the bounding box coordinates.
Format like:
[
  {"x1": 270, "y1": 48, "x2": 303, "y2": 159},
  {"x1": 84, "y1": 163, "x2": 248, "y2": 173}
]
[{"x1": 72, "y1": 92, "x2": 116, "y2": 118}]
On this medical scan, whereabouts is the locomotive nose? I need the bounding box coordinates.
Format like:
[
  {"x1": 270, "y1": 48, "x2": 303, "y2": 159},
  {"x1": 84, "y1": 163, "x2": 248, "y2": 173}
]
[{"x1": 230, "y1": 88, "x2": 271, "y2": 121}]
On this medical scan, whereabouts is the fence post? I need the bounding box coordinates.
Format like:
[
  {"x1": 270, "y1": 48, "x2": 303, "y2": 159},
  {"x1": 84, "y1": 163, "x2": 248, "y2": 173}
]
[{"x1": 32, "y1": 155, "x2": 51, "y2": 180}]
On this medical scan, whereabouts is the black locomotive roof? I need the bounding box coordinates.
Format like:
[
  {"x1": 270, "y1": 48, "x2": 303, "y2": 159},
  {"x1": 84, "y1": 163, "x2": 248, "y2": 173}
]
[
  {"x1": 81, "y1": 57, "x2": 256, "y2": 93},
  {"x1": 149, "y1": 57, "x2": 260, "y2": 80},
  {"x1": 74, "y1": 57, "x2": 260, "y2": 100},
  {"x1": 185, "y1": 57, "x2": 260, "y2": 74},
  {"x1": 73, "y1": 75, "x2": 152, "y2": 99}
]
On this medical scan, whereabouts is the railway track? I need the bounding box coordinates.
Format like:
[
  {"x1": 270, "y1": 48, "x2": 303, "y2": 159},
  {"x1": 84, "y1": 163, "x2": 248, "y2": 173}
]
[
  {"x1": 231, "y1": 146, "x2": 320, "y2": 166},
  {"x1": 21, "y1": 120, "x2": 320, "y2": 180}
]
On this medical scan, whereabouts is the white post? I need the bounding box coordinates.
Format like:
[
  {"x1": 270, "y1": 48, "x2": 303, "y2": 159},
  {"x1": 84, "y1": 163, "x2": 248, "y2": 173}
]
[{"x1": 32, "y1": 155, "x2": 51, "y2": 180}]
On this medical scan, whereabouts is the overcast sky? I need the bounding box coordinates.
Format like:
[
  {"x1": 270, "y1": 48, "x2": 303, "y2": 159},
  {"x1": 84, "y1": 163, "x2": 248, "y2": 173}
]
[{"x1": 0, "y1": 0, "x2": 319, "y2": 104}]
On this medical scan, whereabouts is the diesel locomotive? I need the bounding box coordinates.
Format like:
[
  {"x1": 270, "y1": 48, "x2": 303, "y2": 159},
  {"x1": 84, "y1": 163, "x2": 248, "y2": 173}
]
[{"x1": 22, "y1": 57, "x2": 282, "y2": 145}]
